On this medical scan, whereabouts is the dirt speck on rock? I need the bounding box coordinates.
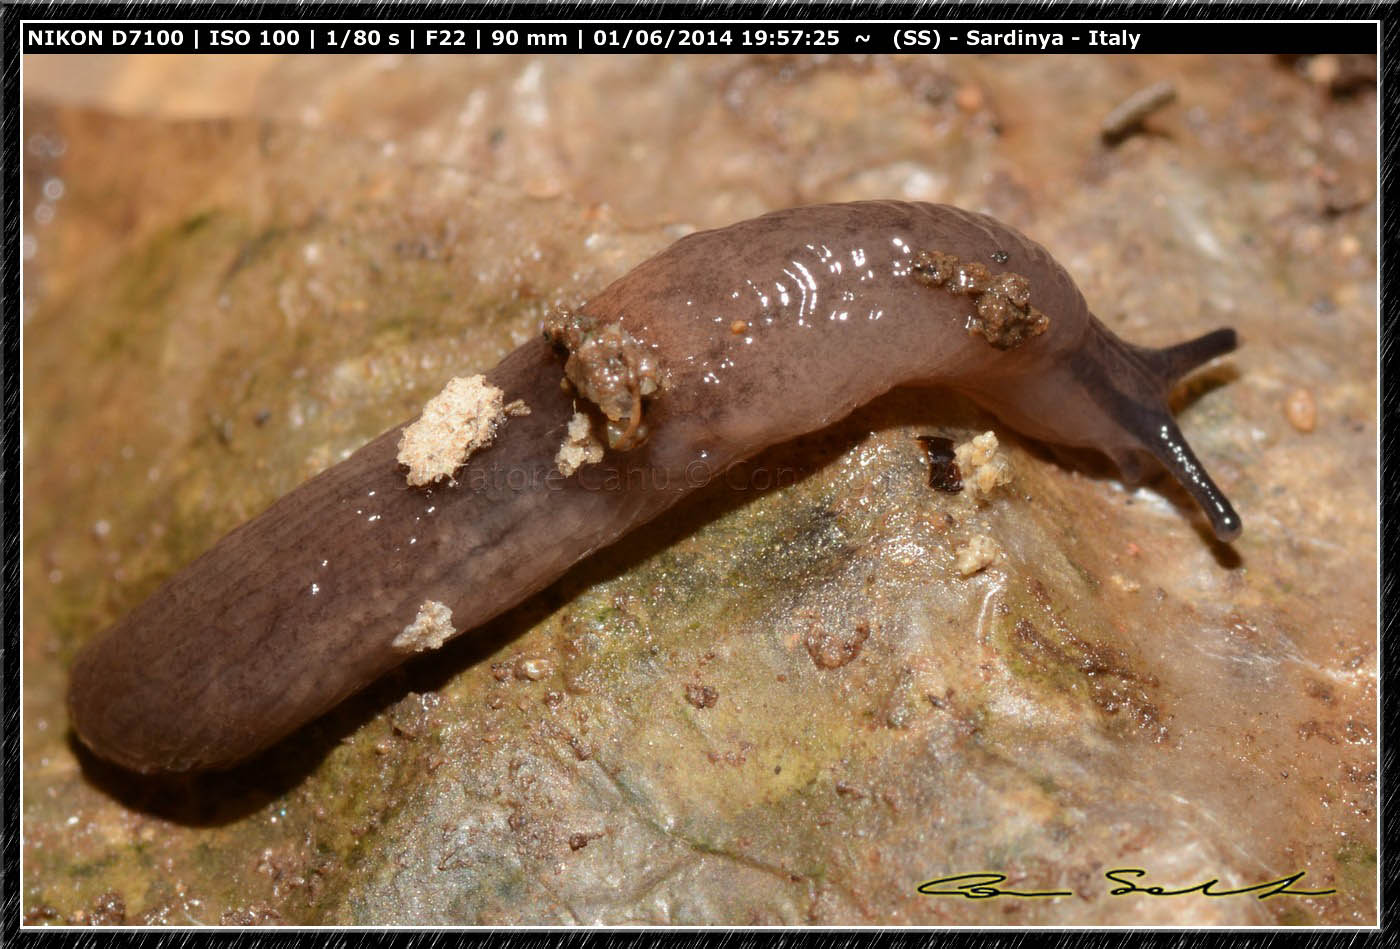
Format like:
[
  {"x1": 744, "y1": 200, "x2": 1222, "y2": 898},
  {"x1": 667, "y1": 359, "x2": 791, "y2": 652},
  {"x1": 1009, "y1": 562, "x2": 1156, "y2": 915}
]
[
  {"x1": 806, "y1": 621, "x2": 870, "y2": 669},
  {"x1": 684, "y1": 683, "x2": 719, "y2": 708}
]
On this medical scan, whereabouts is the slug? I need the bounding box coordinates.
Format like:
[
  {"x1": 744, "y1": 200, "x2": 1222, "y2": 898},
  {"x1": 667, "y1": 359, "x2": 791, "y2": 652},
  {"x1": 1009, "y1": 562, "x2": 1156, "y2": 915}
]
[{"x1": 68, "y1": 201, "x2": 1241, "y2": 774}]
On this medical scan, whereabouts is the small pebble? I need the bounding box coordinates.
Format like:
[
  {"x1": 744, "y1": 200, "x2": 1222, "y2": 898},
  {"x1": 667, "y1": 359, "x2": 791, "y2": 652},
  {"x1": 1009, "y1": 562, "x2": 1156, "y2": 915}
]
[
  {"x1": 1284, "y1": 388, "x2": 1318, "y2": 433},
  {"x1": 954, "y1": 535, "x2": 1000, "y2": 577},
  {"x1": 1306, "y1": 55, "x2": 1341, "y2": 87},
  {"x1": 516, "y1": 657, "x2": 551, "y2": 681},
  {"x1": 954, "y1": 84, "x2": 984, "y2": 112}
]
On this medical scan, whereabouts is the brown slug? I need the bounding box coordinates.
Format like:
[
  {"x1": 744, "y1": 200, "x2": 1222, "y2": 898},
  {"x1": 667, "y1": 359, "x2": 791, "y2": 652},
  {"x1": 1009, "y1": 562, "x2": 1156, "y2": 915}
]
[{"x1": 68, "y1": 201, "x2": 1241, "y2": 774}]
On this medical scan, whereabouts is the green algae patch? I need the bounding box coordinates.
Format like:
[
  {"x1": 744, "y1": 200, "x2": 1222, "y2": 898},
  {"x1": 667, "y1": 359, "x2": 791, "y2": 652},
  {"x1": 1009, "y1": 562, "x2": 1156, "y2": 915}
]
[{"x1": 1334, "y1": 840, "x2": 1376, "y2": 898}]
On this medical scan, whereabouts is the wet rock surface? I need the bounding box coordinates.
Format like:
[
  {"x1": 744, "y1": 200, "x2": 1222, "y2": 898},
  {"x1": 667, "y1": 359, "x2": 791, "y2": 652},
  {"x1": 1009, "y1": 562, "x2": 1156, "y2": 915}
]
[{"x1": 23, "y1": 54, "x2": 1375, "y2": 925}]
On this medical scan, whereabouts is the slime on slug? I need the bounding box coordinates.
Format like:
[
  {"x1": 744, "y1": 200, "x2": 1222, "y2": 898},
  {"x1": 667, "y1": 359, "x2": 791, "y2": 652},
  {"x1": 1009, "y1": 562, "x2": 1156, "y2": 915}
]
[{"x1": 68, "y1": 201, "x2": 1242, "y2": 774}]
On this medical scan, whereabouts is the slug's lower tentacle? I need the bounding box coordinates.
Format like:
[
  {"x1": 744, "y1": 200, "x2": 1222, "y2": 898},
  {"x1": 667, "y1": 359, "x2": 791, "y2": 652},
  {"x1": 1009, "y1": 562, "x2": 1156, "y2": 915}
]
[{"x1": 1141, "y1": 413, "x2": 1243, "y2": 542}]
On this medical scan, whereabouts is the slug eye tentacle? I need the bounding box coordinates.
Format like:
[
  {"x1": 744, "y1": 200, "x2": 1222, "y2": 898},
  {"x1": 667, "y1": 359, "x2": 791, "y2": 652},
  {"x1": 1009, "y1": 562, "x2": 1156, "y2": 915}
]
[{"x1": 1137, "y1": 327, "x2": 1239, "y2": 390}]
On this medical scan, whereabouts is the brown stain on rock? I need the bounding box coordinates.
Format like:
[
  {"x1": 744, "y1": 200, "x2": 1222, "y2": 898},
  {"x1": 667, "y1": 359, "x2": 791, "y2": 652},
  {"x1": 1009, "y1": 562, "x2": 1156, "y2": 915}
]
[
  {"x1": 1013, "y1": 579, "x2": 1166, "y2": 742},
  {"x1": 1297, "y1": 720, "x2": 1338, "y2": 744}
]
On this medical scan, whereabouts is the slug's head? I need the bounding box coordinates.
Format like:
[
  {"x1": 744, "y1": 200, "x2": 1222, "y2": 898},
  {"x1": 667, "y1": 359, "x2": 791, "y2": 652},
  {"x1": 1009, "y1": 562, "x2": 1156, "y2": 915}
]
[{"x1": 966, "y1": 321, "x2": 1242, "y2": 542}]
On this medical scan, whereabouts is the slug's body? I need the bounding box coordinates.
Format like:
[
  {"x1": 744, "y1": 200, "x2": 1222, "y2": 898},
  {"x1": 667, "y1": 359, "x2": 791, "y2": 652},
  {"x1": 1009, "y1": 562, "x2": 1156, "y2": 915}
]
[{"x1": 69, "y1": 202, "x2": 1241, "y2": 773}]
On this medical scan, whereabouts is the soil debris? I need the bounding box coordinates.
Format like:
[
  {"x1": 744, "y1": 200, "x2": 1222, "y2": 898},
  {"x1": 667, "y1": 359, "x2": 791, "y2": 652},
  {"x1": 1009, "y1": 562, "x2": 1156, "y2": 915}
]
[
  {"x1": 684, "y1": 683, "x2": 719, "y2": 708},
  {"x1": 954, "y1": 431, "x2": 1014, "y2": 501},
  {"x1": 954, "y1": 535, "x2": 1000, "y2": 576},
  {"x1": 911, "y1": 250, "x2": 1049, "y2": 349},
  {"x1": 543, "y1": 308, "x2": 661, "y2": 449},
  {"x1": 397, "y1": 374, "x2": 529, "y2": 486},
  {"x1": 556, "y1": 410, "x2": 606, "y2": 476},
  {"x1": 393, "y1": 600, "x2": 456, "y2": 653}
]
